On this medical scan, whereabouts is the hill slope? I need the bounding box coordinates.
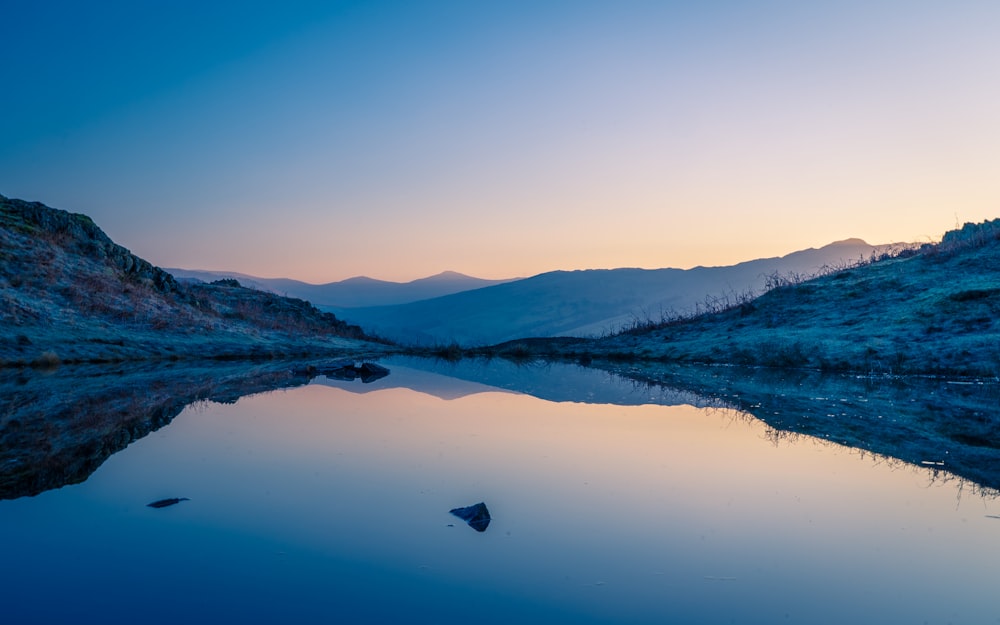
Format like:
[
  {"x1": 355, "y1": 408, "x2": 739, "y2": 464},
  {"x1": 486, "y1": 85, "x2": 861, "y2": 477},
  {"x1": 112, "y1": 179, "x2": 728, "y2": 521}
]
[
  {"x1": 165, "y1": 268, "x2": 515, "y2": 307},
  {"x1": 0, "y1": 194, "x2": 391, "y2": 365},
  {"x1": 332, "y1": 239, "x2": 894, "y2": 346},
  {"x1": 524, "y1": 220, "x2": 1000, "y2": 377}
]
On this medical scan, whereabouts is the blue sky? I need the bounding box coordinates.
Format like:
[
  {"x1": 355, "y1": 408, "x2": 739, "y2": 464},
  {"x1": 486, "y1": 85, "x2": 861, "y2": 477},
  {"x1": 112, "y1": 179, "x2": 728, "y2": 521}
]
[{"x1": 3, "y1": 1, "x2": 999, "y2": 282}]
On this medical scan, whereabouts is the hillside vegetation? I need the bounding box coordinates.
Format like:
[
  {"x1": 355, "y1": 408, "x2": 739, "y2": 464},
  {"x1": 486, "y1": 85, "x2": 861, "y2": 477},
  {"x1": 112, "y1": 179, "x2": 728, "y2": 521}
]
[
  {"x1": 0, "y1": 195, "x2": 391, "y2": 365},
  {"x1": 486, "y1": 220, "x2": 1000, "y2": 377}
]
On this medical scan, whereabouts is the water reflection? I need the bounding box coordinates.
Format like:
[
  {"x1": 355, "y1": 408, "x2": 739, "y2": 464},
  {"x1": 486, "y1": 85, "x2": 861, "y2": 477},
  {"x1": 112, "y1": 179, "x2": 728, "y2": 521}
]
[
  {"x1": 3, "y1": 357, "x2": 999, "y2": 500},
  {"x1": 1, "y1": 358, "x2": 999, "y2": 624},
  {"x1": 0, "y1": 361, "x2": 310, "y2": 500},
  {"x1": 598, "y1": 362, "x2": 1000, "y2": 493},
  {"x1": 329, "y1": 357, "x2": 1000, "y2": 493}
]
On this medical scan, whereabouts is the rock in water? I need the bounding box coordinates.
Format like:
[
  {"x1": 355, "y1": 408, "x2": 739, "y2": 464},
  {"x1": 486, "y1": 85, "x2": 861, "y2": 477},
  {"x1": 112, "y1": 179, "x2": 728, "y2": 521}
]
[
  {"x1": 449, "y1": 502, "x2": 491, "y2": 532},
  {"x1": 147, "y1": 497, "x2": 190, "y2": 508},
  {"x1": 358, "y1": 362, "x2": 390, "y2": 383},
  {"x1": 318, "y1": 361, "x2": 390, "y2": 383}
]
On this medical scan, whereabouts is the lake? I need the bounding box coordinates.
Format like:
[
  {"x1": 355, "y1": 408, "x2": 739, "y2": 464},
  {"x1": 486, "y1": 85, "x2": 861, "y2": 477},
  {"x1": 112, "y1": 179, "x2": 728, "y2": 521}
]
[{"x1": 1, "y1": 358, "x2": 998, "y2": 624}]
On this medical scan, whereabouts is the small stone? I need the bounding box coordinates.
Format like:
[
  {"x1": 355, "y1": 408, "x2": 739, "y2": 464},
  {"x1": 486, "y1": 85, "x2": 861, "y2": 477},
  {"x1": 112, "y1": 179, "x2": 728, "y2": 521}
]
[{"x1": 449, "y1": 502, "x2": 491, "y2": 532}]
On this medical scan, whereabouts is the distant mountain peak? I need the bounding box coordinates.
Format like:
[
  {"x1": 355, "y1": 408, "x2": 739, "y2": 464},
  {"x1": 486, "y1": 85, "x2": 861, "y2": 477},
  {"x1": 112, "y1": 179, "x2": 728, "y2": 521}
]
[
  {"x1": 340, "y1": 275, "x2": 389, "y2": 285},
  {"x1": 826, "y1": 237, "x2": 870, "y2": 247},
  {"x1": 426, "y1": 270, "x2": 472, "y2": 279},
  {"x1": 411, "y1": 270, "x2": 480, "y2": 284}
]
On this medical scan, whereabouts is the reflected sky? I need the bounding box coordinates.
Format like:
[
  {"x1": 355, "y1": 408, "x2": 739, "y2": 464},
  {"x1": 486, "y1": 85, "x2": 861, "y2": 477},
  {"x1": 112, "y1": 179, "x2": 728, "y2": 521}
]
[{"x1": 1, "y1": 362, "x2": 998, "y2": 624}]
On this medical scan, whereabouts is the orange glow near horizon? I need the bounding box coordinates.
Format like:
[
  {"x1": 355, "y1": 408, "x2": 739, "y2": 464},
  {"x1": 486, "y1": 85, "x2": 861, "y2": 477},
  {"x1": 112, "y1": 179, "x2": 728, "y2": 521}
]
[{"x1": 3, "y1": 2, "x2": 999, "y2": 283}]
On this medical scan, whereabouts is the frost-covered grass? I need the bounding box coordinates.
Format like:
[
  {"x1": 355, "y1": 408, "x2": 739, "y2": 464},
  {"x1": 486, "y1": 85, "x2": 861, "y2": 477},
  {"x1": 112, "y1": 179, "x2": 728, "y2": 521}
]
[
  {"x1": 596, "y1": 224, "x2": 1000, "y2": 376},
  {"x1": 484, "y1": 220, "x2": 1000, "y2": 377}
]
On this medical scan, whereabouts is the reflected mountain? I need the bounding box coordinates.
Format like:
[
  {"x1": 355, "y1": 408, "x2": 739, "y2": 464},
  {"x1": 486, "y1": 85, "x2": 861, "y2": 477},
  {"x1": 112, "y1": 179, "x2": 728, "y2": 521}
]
[
  {"x1": 324, "y1": 356, "x2": 712, "y2": 407},
  {"x1": 385, "y1": 358, "x2": 1000, "y2": 493},
  {"x1": 3, "y1": 357, "x2": 999, "y2": 500},
  {"x1": 312, "y1": 360, "x2": 517, "y2": 400}
]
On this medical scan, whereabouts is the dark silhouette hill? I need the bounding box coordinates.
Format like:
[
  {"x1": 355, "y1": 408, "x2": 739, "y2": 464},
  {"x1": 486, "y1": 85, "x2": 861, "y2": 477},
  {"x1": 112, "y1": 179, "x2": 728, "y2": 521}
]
[{"x1": 0, "y1": 194, "x2": 392, "y2": 365}]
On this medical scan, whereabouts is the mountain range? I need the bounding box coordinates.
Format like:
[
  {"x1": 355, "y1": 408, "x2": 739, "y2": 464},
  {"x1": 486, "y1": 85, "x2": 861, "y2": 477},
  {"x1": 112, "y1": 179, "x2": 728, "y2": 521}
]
[
  {"x1": 165, "y1": 268, "x2": 514, "y2": 308},
  {"x1": 325, "y1": 239, "x2": 897, "y2": 345},
  {"x1": 506, "y1": 219, "x2": 1000, "y2": 378},
  {"x1": 173, "y1": 240, "x2": 899, "y2": 346}
]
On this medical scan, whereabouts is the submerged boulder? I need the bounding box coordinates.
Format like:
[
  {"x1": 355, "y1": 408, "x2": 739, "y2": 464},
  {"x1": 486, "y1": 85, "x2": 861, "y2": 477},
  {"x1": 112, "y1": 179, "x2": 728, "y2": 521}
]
[
  {"x1": 320, "y1": 360, "x2": 360, "y2": 381},
  {"x1": 318, "y1": 361, "x2": 390, "y2": 383},
  {"x1": 357, "y1": 362, "x2": 390, "y2": 383},
  {"x1": 450, "y1": 502, "x2": 491, "y2": 532},
  {"x1": 292, "y1": 361, "x2": 390, "y2": 383}
]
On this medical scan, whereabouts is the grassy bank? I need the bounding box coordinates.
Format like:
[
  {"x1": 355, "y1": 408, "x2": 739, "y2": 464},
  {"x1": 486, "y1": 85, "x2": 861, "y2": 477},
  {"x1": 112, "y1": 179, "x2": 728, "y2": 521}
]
[{"x1": 461, "y1": 219, "x2": 1000, "y2": 378}]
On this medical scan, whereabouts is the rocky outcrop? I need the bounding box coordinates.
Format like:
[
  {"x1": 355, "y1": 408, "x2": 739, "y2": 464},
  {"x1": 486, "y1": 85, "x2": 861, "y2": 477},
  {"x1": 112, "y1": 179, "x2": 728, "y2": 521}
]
[
  {"x1": 0, "y1": 194, "x2": 390, "y2": 364},
  {"x1": 292, "y1": 360, "x2": 390, "y2": 382},
  {"x1": 1, "y1": 194, "x2": 178, "y2": 293}
]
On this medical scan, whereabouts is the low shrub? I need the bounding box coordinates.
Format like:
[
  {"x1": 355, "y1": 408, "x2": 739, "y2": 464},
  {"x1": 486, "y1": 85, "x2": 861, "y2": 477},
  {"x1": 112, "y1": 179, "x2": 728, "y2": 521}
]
[
  {"x1": 503, "y1": 343, "x2": 534, "y2": 360},
  {"x1": 950, "y1": 288, "x2": 1000, "y2": 302},
  {"x1": 31, "y1": 351, "x2": 61, "y2": 368},
  {"x1": 431, "y1": 342, "x2": 464, "y2": 361}
]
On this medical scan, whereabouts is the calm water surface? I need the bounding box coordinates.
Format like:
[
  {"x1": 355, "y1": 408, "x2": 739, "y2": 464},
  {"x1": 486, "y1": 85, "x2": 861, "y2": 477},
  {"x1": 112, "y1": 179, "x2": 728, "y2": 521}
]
[{"x1": 1, "y1": 360, "x2": 998, "y2": 624}]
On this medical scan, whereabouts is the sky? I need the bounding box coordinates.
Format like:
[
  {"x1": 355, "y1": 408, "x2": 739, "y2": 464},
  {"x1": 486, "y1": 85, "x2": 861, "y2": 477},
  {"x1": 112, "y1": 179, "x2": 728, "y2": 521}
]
[{"x1": 2, "y1": 1, "x2": 999, "y2": 283}]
